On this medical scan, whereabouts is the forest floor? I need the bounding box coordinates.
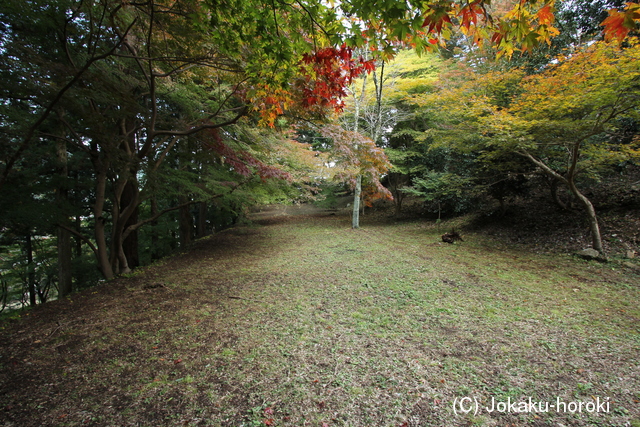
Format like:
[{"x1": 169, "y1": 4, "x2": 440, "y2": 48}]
[{"x1": 1, "y1": 207, "x2": 639, "y2": 427}]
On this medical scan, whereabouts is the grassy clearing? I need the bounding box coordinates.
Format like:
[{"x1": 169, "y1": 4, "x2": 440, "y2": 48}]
[{"x1": 0, "y1": 213, "x2": 638, "y2": 427}]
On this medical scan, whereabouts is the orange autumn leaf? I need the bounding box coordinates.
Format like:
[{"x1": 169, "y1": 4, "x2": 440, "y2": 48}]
[
  {"x1": 536, "y1": 4, "x2": 555, "y2": 26},
  {"x1": 602, "y1": 3, "x2": 640, "y2": 42}
]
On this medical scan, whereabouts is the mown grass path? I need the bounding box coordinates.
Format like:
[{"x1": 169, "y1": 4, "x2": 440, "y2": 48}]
[{"x1": 1, "y1": 213, "x2": 639, "y2": 426}]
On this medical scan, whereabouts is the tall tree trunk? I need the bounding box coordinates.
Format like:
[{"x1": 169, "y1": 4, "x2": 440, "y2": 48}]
[
  {"x1": 389, "y1": 173, "x2": 406, "y2": 216},
  {"x1": 565, "y1": 140, "x2": 604, "y2": 255},
  {"x1": 352, "y1": 175, "x2": 362, "y2": 229},
  {"x1": 349, "y1": 63, "x2": 368, "y2": 229},
  {"x1": 121, "y1": 180, "x2": 140, "y2": 269},
  {"x1": 57, "y1": 228, "x2": 72, "y2": 297},
  {"x1": 196, "y1": 202, "x2": 208, "y2": 238},
  {"x1": 179, "y1": 196, "x2": 193, "y2": 247},
  {"x1": 371, "y1": 60, "x2": 385, "y2": 144},
  {"x1": 25, "y1": 233, "x2": 36, "y2": 306},
  {"x1": 121, "y1": 118, "x2": 139, "y2": 269},
  {"x1": 150, "y1": 197, "x2": 161, "y2": 261},
  {"x1": 94, "y1": 166, "x2": 115, "y2": 280},
  {"x1": 57, "y1": 141, "x2": 72, "y2": 297}
]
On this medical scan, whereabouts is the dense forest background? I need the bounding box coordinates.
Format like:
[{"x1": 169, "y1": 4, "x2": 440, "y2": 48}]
[{"x1": 1, "y1": 0, "x2": 639, "y2": 311}]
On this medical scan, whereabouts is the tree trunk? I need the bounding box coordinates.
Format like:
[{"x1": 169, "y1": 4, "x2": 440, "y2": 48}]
[
  {"x1": 566, "y1": 140, "x2": 604, "y2": 255},
  {"x1": 196, "y1": 202, "x2": 208, "y2": 238},
  {"x1": 521, "y1": 145, "x2": 604, "y2": 256},
  {"x1": 389, "y1": 173, "x2": 406, "y2": 216},
  {"x1": 371, "y1": 60, "x2": 385, "y2": 144},
  {"x1": 94, "y1": 167, "x2": 115, "y2": 280},
  {"x1": 179, "y1": 196, "x2": 193, "y2": 247},
  {"x1": 150, "y1": 197, "x2": 161, "y2": 261},
  {"x1": 568, "y1": 178, "x2": 604, "y2": 254},
  {"x1": 57, "y1": 140, "x2": 72, "y2": 298},
  {"x1": 121, "y1": 180, "x2": 140, "y2": 269},
  {"x1": 548, "y1": 177, "x2": 568, "y2": 210},
  {"x1": 394, "y1": 196, "x2": 403, "y2": 216},
  {"x1": 352, "y1": 175, "x2": 362, "y2": 229},
  {"x1": 75, "y1": 215, "x2": 83, "y2": 257},
  {"x1": 57, "y1": 227, "x2": 72, "y2": 298},
  {"x1": 25, "y1": 233, "x2": 37, "y2": 307}
]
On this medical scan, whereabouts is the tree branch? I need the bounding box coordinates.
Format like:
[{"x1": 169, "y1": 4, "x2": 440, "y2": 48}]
[
  {"x1": 151, "y1": 105, "x2": 248, "y2": 138},
  {"x1": 57, "y1": 223, "x2": 99, "y2": 257},
  {"x1": 518, "y1": 150, "x2": 568, "y2": 185},
  {"x1": 122, "y1": 192, "x2": 227, "y2": 241},
  {"x1": 0, "y1": 17, "x2": 138, "y2": 190}
]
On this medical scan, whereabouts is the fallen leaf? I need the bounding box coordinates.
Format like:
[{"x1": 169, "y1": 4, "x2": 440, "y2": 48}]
[{"x1": 174, "y1": 359, "x2": 182, "y2": 364}]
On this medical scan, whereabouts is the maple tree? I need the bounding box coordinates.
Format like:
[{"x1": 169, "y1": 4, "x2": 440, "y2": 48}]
[
  {"x1": 318, "y1": 124, "x2": 392, "y2": 215},
  {"x1": 415, "y1": 41, "x2": 640, "y2": 255}
]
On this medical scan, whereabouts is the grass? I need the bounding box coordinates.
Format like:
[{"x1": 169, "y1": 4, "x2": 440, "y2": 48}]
[{"x1": 0, "y1": 212, "x2": 638, "y2": 427}]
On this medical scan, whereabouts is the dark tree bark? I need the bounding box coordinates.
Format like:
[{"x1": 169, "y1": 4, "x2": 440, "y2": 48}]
[
  {"x1": 196, "y1": 202, "x2": 208, "y2": 238},
  {"x1": 121, "y1": 180, "x2": 140, "y2": 269},
  {"x1": 547, "y1": 176, "x2": 569, "y2": 210},
  {"x1": 57, "y1": 140, "x2": 73, "y2": 298},
  {"x1": 179, "y1": 197, "x2": 193, "y2": 247},
  {"x1": 150, "y1": 197, "x2": 161, "y2": 261}
]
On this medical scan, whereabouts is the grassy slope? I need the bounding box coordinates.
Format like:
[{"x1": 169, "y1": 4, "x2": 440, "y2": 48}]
[{"x1": 0, "y1": 213, "x2": 638, "y2": 427}]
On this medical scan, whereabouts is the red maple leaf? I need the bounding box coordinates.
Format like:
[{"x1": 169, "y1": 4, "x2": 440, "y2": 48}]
[{"x1": 602, "y1": 3, "x2": 640, "y2": 41}]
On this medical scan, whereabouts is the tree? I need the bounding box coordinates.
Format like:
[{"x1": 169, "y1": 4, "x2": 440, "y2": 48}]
[
  {"x1": 505, "y1": 41, "x2": 640, "y2": 254},
  {"x1": 319, "y1": 124, "x2": 392, "y2": 228},
  {"x1": 372, "y1": 49, "x2": 444, "y2": 215},
  {"x1": 418, "y1": 41, "x2": 640, "y2": 255},
  {"x1": 0, "y1": 0, "x2": 305, "y2": 282}
]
